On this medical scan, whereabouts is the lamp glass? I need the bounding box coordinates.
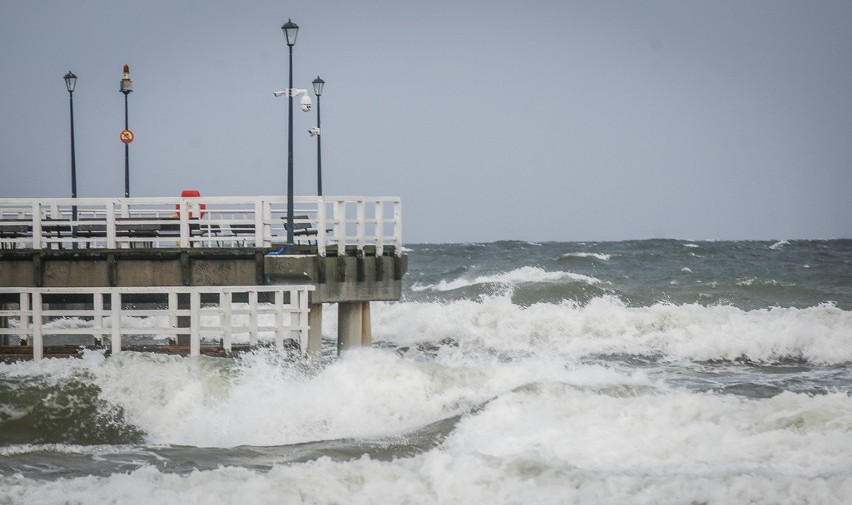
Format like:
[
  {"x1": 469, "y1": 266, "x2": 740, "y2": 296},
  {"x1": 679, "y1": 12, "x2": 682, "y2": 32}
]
[
  {"x1": 64, "y1": 71, "x2": 77, "y2": 92},
  {"x1": 282, "y1": 19, "x2": 299, "y2": 46}
]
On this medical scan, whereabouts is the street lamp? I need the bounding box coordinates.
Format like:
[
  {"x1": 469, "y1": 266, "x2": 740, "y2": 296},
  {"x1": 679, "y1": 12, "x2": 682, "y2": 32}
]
[
  {"x1": 64, "y1": 71, "x2": 78, "y2": 246},
  {"x1": 311, "y1": 76, "x2": 325, "y2": 196},
  {"x1": 119, "y1": 64, "x2": 133, "y2": 197},
  {"x1": 282, "y1": 19, "x2": 299, "y2": 247}
]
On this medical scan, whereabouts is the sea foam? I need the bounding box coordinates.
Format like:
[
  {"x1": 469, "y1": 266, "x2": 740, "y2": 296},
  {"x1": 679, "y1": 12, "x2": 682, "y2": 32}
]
[{"x1": 411, "y1": 266, "x2": 603, "y2": 292}]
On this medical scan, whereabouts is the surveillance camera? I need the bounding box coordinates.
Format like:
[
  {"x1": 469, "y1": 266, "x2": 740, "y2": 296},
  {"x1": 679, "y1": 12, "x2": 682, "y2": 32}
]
[
  {"x1": 300, "y1": 94, "x2": 312, "y2": 112},
  {"x1": 273, "y1": 90, "x2": 286, "y2": 97},
  {"x1": 308, "y1": 127, "x2": 321, "y2": 137}
]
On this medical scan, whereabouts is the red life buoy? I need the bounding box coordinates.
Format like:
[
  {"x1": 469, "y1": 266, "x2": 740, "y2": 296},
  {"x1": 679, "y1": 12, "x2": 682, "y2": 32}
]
[{"x1": 176, "y1": 189, "x2": 206, "y2": 218}]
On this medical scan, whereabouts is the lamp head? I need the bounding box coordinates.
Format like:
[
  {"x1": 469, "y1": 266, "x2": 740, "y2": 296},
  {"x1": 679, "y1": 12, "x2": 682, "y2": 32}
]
[
  {"x1": 64, "y1": 71, "x2": 77, "y2": 93},
  {"x1": 312, "y1": 76, "x2": 325, "y2": 97},
  {"x1": 282, "y1": 19, "x2": 299, "y2": 46}
]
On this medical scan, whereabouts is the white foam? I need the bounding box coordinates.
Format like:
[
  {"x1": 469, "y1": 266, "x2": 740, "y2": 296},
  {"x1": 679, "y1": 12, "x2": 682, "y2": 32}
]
[
  {"x1": 561, "y1": 252, "x2": 611, "y2": 261},
  {"x1": 770, "y1": 240, "x2": 790, "y2": 250},
  {"x1": 73, "y1": 349, "x2": 575, "y2": 447},
  {"x1": 4, "y1": 385, "x2": 851, "y2": 505},
  {"x1": 370, "y1": 297, "x2": 852, "y2": 363},
  {"x1": 410, "y1": 266, "x2": 603, "y2": 292}
]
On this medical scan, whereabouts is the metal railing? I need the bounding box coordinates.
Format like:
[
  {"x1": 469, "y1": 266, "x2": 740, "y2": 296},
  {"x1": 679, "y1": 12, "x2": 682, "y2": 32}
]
[
  {"x1": 0, "y1": 285, "x2": 314, "y2": 360},
  {"x1": 0, "y1": 196, "x2": 402, "y2": 256}
]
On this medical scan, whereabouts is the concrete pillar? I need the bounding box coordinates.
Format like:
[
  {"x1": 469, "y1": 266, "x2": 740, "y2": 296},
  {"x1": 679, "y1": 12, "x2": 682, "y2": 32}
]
[
  {"x1": 361, "y1": 302, "x2": 372, "y2": 347},
  {"x1": 307, "y1": 303, "x2": 323, "y2": 360},
  {"x1": 337, "y1": 302, "x2": 362, "y2": 354}
]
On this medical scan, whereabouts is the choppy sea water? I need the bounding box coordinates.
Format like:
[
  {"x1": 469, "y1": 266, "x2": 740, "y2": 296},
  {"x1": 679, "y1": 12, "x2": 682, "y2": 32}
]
[{"x1": 1, "y1": 239, "x2": 851, "y2": 504}]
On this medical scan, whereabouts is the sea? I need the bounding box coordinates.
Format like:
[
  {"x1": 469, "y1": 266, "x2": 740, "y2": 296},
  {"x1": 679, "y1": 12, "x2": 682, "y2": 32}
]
[{"x1": 1, "y1": 239, "x2": 851, "y2": 504}]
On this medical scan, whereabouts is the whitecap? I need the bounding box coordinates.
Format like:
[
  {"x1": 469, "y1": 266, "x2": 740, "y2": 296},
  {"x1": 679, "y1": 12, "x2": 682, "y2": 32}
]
[
  {"x1": 561, "y1": 252, "x2": 611, "y2": 261},
  {"x1": 411, "y1": 266, "x2": 604, "y2": 292}
]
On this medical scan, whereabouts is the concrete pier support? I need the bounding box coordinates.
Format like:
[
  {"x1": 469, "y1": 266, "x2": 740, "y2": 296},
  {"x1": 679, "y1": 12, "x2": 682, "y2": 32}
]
[
  {"x1": 338, "y1": 301, "x2": 372, "y2": 354},
  {"x1": 307, "y1": 303, "x2": 323, "y2": 360},
  {"x1": 361, "y1": 302, "x2": 372, "y2": 347},
  {"x1": 338, "y1": 302, "x2": 361, "y2": 353}
]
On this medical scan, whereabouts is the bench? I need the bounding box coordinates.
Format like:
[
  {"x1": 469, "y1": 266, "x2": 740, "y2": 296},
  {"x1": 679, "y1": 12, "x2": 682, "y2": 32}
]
[{"x1": 0, "y1": 222, "x2": 31, "y2": 249}]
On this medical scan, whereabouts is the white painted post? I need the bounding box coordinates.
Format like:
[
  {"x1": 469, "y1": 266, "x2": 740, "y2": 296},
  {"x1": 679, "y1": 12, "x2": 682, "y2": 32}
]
[
  {"x1": 356, "y1": 200, "x2": 365, "y2": 252},
  {"x1": 32, "y1": 292, "x2": 42, "y2": 360},
  {"x1": 222, "y1": 290, "x2": 232, "y2": 353},
  {"x1": 190, "y1": 290, "x2": 200, "y2": 356},
  {"x1": 254, "y1": 200, "x2": 265, "y2": 247},
  {"x1": 19, "y1": 291, "x2": 30, "y2": 346},
  {"x1": 168, "y1": 292, "x2": 178, "y2": 339},
  {"x1": 394, "y1": 200, "x2": 403, "y2": 256},
  {"x1": 111, "y1": 291, "x2": 121, "y2": 353},
  {"x1": 262, "y1": 200, "x2": 273, "y2": 248},
  {"x1": 248, "y1": 290, "x2": 258, "y2": 347},
  {"x1": 275, "y1": 290, "x2": 285, "y2": 349},
  {"x1": 93, "y1": 292, "x2": 104, "y2": 343},
  {"x1": 31, "y1": 202, "x2": 42, "y2": 250},
  {"x1": 374, "y1": 200, "x2": 384, "y2": 256},
  {"x1": 334, "y1": 200, "x2": 345, "y2": 256},
  {"x1": 179, "y1": 202, "x2": 190, "y2": 248},
  {"x1": 106, "y1": 204, "x2": 117, "y2": 249}
]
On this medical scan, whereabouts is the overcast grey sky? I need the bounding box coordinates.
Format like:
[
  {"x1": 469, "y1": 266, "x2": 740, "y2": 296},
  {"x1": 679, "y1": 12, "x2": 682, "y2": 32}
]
[{"x1": 1, "y1": 0, "x2": 850, "y2": 243}]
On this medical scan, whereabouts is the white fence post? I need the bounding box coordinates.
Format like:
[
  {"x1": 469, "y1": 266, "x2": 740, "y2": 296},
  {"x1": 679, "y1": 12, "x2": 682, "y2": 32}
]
[
  {"x1": 111, "y1": 291, "x2": 121, "y2": 353},
  {"x1": 190, "y1": 290, "x2": 201, "y2": 356},
  {"x1": 20, "y1": 291, "x2": 30, "y2": 346},
  {"x1": 31, "y1": 202, "x2": 42, "y2": 250},
  {"x1": 222, "y1": 291, "x2": 232, "y2": 353},
  {"x1": 32, "y1": 292, "x2": 42, "y2": 361},
  {"x1": 394, "y1": 199, "x2": 403, "y2": 256},
  {"x1": 374, "y1": 200, "x2": 384, "y2": 256}
]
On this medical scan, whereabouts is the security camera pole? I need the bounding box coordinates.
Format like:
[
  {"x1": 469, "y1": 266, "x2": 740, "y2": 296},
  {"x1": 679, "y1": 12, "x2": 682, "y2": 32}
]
[{"x1": 119, "y1": 65, "x2": 133, "y2": 198}]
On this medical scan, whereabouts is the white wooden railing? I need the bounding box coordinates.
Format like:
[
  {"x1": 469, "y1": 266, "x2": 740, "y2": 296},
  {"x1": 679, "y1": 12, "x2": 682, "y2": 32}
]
[
  {"x1": 0, "y1": 196, "x2": 402, "y2": 256},
  {"x1": 0, "y1": 285, "x2": 314, "y2": 360}
]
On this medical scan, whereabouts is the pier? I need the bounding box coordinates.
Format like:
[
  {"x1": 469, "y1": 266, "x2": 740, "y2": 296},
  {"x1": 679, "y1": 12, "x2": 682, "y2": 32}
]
[{"x1": 0, "y1": 195, "x2": 407, "y2": 361}]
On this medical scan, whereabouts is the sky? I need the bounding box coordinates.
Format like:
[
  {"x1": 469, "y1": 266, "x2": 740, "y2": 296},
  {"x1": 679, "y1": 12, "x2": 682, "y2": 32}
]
[{"x1": 1, "y1": 0, "x2": 850, "y2": 243}]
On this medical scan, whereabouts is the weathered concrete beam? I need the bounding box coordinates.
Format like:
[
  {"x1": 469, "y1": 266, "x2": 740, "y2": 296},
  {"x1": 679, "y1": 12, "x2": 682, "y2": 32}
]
[
  {"x1": 264, "y1": 254, "x2": 407, "y2": 303},
  {"x1": 0, "y1": 249, "x2": 267, "y2": 288}
]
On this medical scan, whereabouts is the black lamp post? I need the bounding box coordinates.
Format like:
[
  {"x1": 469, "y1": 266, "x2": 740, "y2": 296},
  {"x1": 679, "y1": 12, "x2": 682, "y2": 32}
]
[
  {"x1": 282, "y1": 19, "x2": 299, "y2": 246},
  {"x1": 312, "y1": 76, "x2": 325, "y2": 196},
  {"x1": 64, "y1": 71, "x2": 78, "y2": 246},
  {"x1": 120, "y1": 64, "x2": 133, "y2": 198}
]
